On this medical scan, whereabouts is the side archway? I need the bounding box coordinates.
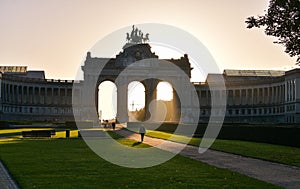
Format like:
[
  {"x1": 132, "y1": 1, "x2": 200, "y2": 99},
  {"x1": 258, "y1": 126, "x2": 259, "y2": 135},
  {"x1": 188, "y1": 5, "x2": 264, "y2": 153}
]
[
  {"x1": 157, "y1": 81, "x2": 179, "y2": 122},
  {"x1": 97, "y1": 80, "x2": 117, "y2": 121}
]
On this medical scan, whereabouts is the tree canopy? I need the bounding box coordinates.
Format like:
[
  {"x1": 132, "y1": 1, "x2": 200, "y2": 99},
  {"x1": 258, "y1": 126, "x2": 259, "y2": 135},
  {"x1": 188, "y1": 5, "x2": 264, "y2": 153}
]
[{"x1": 245, "y1": 0, "x2": 300, "y2": 64}]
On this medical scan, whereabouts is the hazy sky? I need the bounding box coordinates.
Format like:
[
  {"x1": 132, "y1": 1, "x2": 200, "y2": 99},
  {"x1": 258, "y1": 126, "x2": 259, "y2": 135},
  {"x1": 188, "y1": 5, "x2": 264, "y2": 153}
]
[{"x1": 0, "y1": 0, "x2": 298, "y2": 81}]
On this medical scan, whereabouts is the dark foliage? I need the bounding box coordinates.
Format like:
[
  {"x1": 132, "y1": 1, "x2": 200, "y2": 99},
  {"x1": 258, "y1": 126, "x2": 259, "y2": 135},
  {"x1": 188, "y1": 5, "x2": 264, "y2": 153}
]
[{"x1": 246, "y1": 0, "x2": 300, "y2": 64}]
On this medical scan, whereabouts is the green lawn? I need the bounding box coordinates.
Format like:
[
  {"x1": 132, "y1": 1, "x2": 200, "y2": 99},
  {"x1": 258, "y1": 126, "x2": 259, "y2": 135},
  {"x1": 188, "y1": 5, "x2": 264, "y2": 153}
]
[
  {"x1": 146, "y1": 130, "x2": 300, "y2": 167},
  {"x1": 0, "y1": 128, "x2": 53, "y2": 137},
  {"x1": 2, "y1": 127, "x2": 300, "y2": 167},
  {"x1": 0, "y1": 134, "x2": 281, "y2": 188},
  {"x1": 0, "y1": 128, "x2": 78, "y2": 138}
]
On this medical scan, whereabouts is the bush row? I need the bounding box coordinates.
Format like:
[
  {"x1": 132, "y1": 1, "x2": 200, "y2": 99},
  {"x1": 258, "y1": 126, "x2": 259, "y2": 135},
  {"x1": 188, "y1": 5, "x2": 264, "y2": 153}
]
[{"x1": 128, "y1": 122, "x2": 300, "y2": 147}]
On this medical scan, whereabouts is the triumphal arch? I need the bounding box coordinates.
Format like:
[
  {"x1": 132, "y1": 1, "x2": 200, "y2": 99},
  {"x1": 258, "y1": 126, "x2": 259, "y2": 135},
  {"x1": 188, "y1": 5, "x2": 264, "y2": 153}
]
[{"x1": 78, "y1": 25, "x2": 195, "y2": 123}]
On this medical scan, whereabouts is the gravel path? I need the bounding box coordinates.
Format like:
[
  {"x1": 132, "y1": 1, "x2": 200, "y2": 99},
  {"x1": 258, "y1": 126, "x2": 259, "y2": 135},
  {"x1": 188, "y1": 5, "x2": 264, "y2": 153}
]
[
  {"x1": 0, "y1": 160, "x2": 19, "y2": 189},
  {"x1": 115, "y1": 129, "x2": 300, "y2": 189}
]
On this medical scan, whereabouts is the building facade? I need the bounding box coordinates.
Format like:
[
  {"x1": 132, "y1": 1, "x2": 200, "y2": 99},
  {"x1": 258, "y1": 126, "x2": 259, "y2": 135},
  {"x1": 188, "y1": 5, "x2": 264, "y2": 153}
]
[
  {"x1": 195, "y1": 69, "x2": 300, "y2": 123},
  {"x1": 0, "y1": 44, "x2": 299, "y2": 123},
  {"x1": 0, "y1": 66, "x2": 74, "y2": 121}
]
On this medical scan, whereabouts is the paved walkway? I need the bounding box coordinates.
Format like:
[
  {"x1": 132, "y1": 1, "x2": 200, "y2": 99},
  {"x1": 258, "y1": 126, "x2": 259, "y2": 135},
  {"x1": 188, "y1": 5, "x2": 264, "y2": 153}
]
[
  {"x1": 115, "y1": 129, "x2": 300, "y2": 189},
  {"x1": 0, "y1": 160, "x2": 19, "y2": 189}
]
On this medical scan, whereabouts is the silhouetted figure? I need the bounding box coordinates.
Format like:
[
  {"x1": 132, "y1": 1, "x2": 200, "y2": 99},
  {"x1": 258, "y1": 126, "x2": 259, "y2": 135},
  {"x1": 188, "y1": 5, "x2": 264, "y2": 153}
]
[
  {"x1": 103, "y1": 120, "x2": 109, "y2": 128},
  {"x1": 112, "y1": 122, "x2": 116, "y2": 130},
  {"x1": 139, "y1": 125, "x2": 146, "y2": 142}
]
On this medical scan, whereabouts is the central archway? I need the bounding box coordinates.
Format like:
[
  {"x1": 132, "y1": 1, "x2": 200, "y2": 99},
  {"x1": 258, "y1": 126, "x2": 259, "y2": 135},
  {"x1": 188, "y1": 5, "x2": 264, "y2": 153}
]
[
  {"x1": 80, "y1": 42, "x2": 194, "y2": 123},
  {"x1": 128, "y1": 81, "x2": 145, "y2": 122}
]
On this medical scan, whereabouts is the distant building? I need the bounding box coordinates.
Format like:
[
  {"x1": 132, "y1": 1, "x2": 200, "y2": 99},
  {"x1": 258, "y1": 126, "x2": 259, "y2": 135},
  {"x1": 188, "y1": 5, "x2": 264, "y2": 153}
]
[
  {"x1": 0, "y1": 66, "x2": 74, "y2": 121},
  {"x1": 195, "y1": 69, "x2": 300, "y2": 123},
  {"x1": 0, "y1": 45, "x2": 299, "y2": 123}
]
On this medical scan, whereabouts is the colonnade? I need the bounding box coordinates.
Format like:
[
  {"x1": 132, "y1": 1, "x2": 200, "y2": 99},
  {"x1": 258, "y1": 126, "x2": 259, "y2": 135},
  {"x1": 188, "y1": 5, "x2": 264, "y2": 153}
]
[
  {"x1": 2, "y1": 83, "x2": 73, "y2": 105},
  {"x1": 1, "y1": 80, "x2": 74, "y2": 120},
  {"x1": 286, "y1": 79, "x2": 296, "y2": 102},
  {"x1": 195, "y1": 80, "x2": 298, "y2": 123},
  {"x1": 197, "y1": 84, "x2": 287, "y2": 107}
]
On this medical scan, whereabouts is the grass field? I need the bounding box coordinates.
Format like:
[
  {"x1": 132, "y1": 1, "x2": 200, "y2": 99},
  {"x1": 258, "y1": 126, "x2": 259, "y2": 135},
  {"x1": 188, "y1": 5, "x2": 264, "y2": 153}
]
[
  {"x1": 0, "y1": 128, "x2": 78, "y2": 138},
  {"x1": 0, "y1": 133, "x2": 281, "y2": 188},
  {"x1": 0, "y1": 128, "x2": 53, "y2": 137},
  {"x1": 146, "y1": 130, "x2": 300, "y2": 167},
  {"x1": 2, "y1": 127, "x2": 300, "y2": 167}
]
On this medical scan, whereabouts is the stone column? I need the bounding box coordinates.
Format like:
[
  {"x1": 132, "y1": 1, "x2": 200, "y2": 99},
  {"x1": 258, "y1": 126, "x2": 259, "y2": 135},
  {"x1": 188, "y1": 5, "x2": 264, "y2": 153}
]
[
  {"x1": 272, "y1": 86, "x2": 275, "y2": 103},
  {"x1": 270, "y1": 87, "x2": 273, "y2": 104},
  {"x1": 95, "y1": 87, "x2": 98, "y2": 116},
  {"x1": 38, "y1": 87, "x2": 41, "y2": 104},
  {"x1": 12, "y1": 85, "x2": 15, "y2": 103},
  {"x1": 172, "y1": 88, "x2": 180, "y2": 122},
  {"x1": 20, "y1": 86, "x2": 23, "y2": 104},
  {"x1": 274, "y1": 86, "x2": 277, "y2": 104},
  {"x1": 281, "y1": 85, "x2": 285, "y2": 103},
  {"x1": 246, "y1": 89, "x2": 249, "y2": 105},
  {"x1": 206, "y1": 89, "x2": 209, "y2": 106},
  {"x1": 290, "y1": 81, "x2": 292, "y2": 101},
  {"x1": 51, "y1": 87, "x2": 54, "y2": 105},
  {"x1": 276, "y1": 86, "x2": 278, "y2": 103},
  {"x1": 32, "y1": 87, "x2": 35, "y2": 104},
  {"x1": 239, "y1": 89, "x2": 242, "y2": 105},
  {"x1": 277, "y1": 86, "x2": 280, "y2": 103},
  {"x1": 3, "y1": 84, "x2": 6, "y2": 102},
  {"x1": 9, "y1": 84, "x2": 12, "y2": 102},
  {"x1": 44, "y1": 88, "x2": 47, "y2": 104},
  {"x1": 58, "y1": 88, "x2": 61, "y2": 105},
  {"x1": 289, "y1": 81, "x2": 292, "y2": 101},
  {"x1": 143, "y1": 79, "x2": 159, "y2": 121},
  {"x1": 251, "y1": 88, "x2": 254, "y2": 105},
  {"x1": 26, "y1": 86, "x2": 30, "y2": 104},
  {"x1": 177, "y1": 77, "x2": 195, "y2": 123},
  {"x1": 291, "y1": 81, "x2": 293, "y2": 101},
  {"x1": 233, "y1": 90, "x2": 236, "y2": 105},
  {"x1": 277, "y1": 86, "x2": 279, "y2": 104},
  {"x1": 116, "y1": 79, "x2": 128, "y2": 123},
  {"x1": 284, "y1": 82, "x2": 287, "y2": 102},
  {"x1": 12, "y1": 84, "x2": 15, "y2": 103},
  {"x1": 65, "y1": 88, "x2": 68, "y2": 105},
  {"x1": 5, "y1": 84, "x2": 7, "y2": 102},
  {"x1": 267, "y1": 87, "x2": 270, "y2": 104},
  {"x1": 281, "y1": 85, "x2": 284, "y2": 103},
  {"x1": 257, "y1": 88, "x2": 260, "y2": 104},
  {"x1": 2, "y1": 84, "x2": 4, "y2": 101},
  {"x1": 291, "y1": 79, "x2": 296, "y2": 101},
  {"x1": 278, "y1": 85, "x2": 281, "y2": 103},
  {"x1": 16, "y1": 85, "x2": 19, "y2": 103},
  {"x1": 261, "y1": 88, "x2": 264, "y2": 104},
  {"x1": 6, "y1": 84, "x2": 9, "y2": 102}
]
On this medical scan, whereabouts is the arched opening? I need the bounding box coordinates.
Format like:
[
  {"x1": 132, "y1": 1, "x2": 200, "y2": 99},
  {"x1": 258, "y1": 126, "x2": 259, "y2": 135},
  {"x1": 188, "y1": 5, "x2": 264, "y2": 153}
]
[
  {"x1": 98, "y1": 81, "x2": 117, "y2": 121},
  {"x1": 157, "y1": 81, "x2": 173, "y2": 101},
  {"x1": 128, "y1": 81, "x2": 145, "y2": 121},
  {"x1": 156, "y1": 81, "x2": 178, "y2": 122}
]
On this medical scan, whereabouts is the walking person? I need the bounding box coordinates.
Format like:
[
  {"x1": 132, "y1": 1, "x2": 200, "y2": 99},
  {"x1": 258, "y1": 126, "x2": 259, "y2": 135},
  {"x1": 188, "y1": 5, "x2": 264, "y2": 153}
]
[{"x1": 139, "y1": 125, "x2": 146, "y2": 142}]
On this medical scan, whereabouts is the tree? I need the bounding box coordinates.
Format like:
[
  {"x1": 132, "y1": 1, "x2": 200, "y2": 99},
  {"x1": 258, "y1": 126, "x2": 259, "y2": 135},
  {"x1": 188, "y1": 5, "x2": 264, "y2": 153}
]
[{"x1": 245, "y1": 0, "x2": 300, "y2": 64}]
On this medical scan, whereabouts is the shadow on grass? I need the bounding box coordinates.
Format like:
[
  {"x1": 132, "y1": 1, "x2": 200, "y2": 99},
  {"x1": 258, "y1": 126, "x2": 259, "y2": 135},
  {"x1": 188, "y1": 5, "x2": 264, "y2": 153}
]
[{"x1": 132, "y1": 141, "x2": 142, "y2": 147}]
